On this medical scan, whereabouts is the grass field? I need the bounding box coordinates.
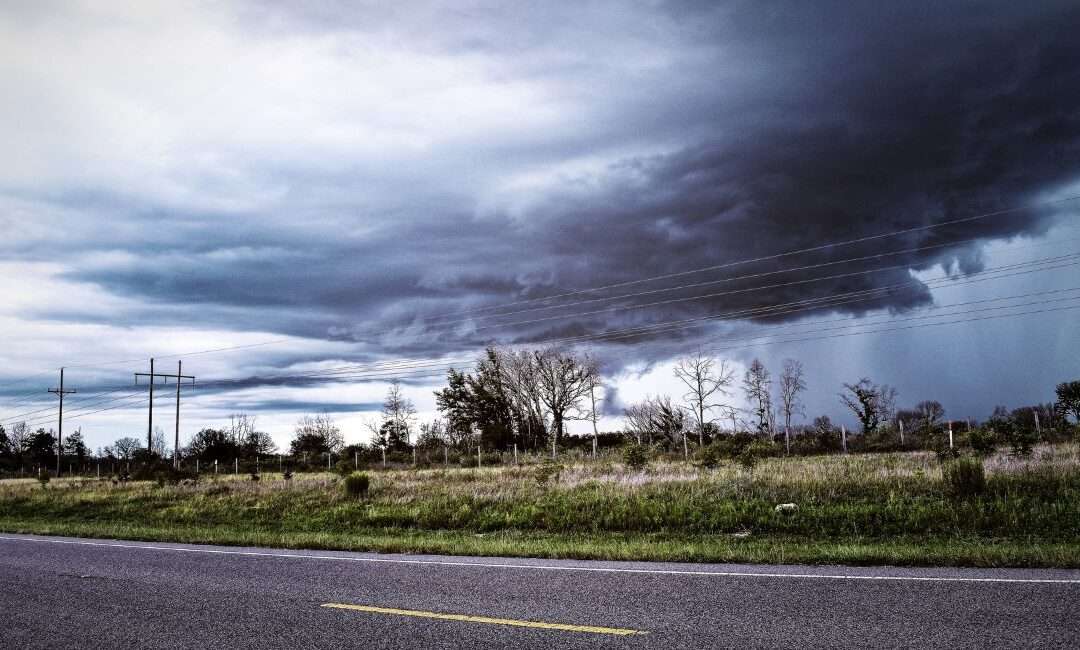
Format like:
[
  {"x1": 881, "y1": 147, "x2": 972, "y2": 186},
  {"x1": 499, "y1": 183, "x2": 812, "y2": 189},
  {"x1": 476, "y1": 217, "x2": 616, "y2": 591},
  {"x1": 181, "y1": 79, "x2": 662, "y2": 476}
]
[{"x1": 2, "y1": 444, "x2": 1079, "y2": 567}]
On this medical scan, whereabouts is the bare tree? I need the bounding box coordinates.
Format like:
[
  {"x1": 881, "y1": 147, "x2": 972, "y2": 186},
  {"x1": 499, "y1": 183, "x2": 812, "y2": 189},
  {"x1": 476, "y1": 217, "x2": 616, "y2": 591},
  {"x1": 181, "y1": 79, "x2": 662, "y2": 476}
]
[
  {"x1": 416, "y1": 420, "x2": 448, "y2": 449},
  {"x1": 496, "y1": 347, "x2": 548, "y2": 450},
  {"x1": 8, "y1": 421, "x2": 30, "y2": 457},
  {"x1": 382, "y1": 380, "x2": 417, "y2": 449},
  {"x1": 742, "y1": 359, "x2": 772, "y2": 436},
  {"x1": 293, "y1": 413, "x2": 344, "y2": 454},
  {"x1": 915, "y1": 400, "x2": 945, "y2": 433},
  {"x1": 673, "y1": 352, "x2": 734, "y2": 448},
  {"x1": 113, "y1": 436, "x2": 141, "y2": 460},
  {"x1": 777, "y1": 359, "x2": 807, "y2": 454},
  {"x1": 587, "y1": 372, "x2": 603, "y2": 457},
  {"x1": 151, "y1": 426, "x2": 169, "y2": 458},
  {"x1": 228, "y1": 413, "x2": 256, "y2": 447},
  {"x1": 532, "y1": 346, "x2": 597, "y2": 457},
  {"x1": 622, "y1": 395, "x2": 686, "y2": 452}
]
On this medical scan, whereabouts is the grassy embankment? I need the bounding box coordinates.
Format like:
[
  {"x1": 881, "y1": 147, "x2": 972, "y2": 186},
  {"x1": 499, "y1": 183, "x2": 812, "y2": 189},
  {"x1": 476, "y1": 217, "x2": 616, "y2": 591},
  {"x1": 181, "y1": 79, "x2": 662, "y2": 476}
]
[{"x1": 2, "y1": 444, "x2": 1079, "y2": 567}]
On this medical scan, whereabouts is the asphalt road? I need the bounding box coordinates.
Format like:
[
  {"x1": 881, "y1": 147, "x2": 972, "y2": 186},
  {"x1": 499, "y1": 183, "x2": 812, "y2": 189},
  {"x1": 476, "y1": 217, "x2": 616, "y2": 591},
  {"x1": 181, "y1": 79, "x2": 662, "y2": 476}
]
[{"x1": 1, "y1": 533, "x2": 1078, "y2": 649}]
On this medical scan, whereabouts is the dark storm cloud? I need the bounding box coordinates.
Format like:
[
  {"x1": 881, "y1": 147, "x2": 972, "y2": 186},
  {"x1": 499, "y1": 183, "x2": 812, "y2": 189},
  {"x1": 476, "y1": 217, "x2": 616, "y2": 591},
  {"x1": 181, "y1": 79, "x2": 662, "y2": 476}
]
[{"x1": 16, "y1": 1, "x2": 1080, "y2": 384}]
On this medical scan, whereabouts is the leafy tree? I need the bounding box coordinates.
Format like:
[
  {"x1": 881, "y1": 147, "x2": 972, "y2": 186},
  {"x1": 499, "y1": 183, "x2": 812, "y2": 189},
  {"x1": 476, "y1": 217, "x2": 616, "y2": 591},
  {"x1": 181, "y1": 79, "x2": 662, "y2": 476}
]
[
  {"x1": 26, "y1": 429, "x2": 57, "y2": 467},
  {"x1": 998, "y1": 415, "x2": 1037, "y2": 457},
  {"x1": 377, "y1": 420, "x2": 411, "y2": 453},
  {"x1": 840, "y1": 378, "x2": 890, "y2": 434},
  {"x1": 63, "y1": 430, "x2": 88, "y2": 464},
  {"x1": 1055, "y1": 380, "x2": 1080, "y2": 425},
  {"x1": 244, "y1": 430, "x2": 278, "y2": 457},
  {"x1": 0, "y1": 424, "x2": 11, "y2": 460},
  {"x1": 437, "y1": 349, "x2": 522, "y2": 450},
  {"x1": 290, "y1": 414, "x2": 343, "y2": 456},
  {"x1": 381, "y1": 380, "x2": 417, "y2": 451},
  {"x1": 187, "y1": 428, "x2": 239, "y2": 463},
  {"x1": 434, "y1": 368, "x2": 474, "y2": 444},
  {"x1": 113, "y1": 436, "x2": 141, "y2": 461}
]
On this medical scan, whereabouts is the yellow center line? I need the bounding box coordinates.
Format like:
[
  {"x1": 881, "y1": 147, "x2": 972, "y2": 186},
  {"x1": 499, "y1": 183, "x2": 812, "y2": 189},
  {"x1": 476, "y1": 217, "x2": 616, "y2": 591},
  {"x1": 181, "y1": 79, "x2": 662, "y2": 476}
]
[{"x1": 321, "y1": 603, "x2": 647, "y2": 636}]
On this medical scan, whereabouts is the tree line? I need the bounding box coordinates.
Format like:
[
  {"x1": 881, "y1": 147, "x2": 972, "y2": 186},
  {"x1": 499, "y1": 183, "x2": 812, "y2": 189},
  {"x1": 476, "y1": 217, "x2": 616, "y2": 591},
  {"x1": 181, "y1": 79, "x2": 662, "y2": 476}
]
[{"x1": 2, "y1": 344, "x2": 1078, "y2": 475}]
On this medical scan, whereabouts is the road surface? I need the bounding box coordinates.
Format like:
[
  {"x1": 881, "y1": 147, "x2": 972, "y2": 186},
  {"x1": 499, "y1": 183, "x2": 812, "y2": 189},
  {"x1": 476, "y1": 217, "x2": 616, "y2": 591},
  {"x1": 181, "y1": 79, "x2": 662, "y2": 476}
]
[{"x1": 0, "y1": 533, "x2": 1077, "y2": 648}]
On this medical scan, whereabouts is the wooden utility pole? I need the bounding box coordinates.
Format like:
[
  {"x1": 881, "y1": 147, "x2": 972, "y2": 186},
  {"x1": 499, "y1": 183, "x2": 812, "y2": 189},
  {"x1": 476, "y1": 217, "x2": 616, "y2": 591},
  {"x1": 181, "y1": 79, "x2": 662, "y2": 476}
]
[
  {"x1": 135, "y1": 358, "x2": 194, "y2": 468},
  {"x1": 589, "y1": 381, "x2": 600, "y2": 459},
  {"x1": 48, "y1": 367, "x2": 76, "y2": 477}
]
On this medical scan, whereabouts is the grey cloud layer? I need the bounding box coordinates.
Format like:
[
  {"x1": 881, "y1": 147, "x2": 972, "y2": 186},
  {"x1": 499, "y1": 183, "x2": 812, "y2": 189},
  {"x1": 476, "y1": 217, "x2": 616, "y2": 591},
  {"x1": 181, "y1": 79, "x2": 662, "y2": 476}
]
[{"x1": 5, "y1": 1, "x2": 1080, "y2": 387}]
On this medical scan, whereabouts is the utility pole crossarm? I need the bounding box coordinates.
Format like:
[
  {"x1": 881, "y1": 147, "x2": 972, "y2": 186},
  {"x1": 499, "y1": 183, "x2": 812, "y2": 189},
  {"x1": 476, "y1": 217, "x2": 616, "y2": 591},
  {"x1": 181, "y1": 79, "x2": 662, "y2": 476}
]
[{"x1": 134, "y1": 358, "x2": 195, "y2": 467}]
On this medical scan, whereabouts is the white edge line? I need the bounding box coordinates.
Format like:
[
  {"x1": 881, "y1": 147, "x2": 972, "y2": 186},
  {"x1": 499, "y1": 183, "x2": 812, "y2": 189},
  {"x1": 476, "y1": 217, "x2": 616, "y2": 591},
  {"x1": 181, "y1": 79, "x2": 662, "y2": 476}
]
[{"x1": 1, "y1": 535, "x2": 1077, "y2": 585}]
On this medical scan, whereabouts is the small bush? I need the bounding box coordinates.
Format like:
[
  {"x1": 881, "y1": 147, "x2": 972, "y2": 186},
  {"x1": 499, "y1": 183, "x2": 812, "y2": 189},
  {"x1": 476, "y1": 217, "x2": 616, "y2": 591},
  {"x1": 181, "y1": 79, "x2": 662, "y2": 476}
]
[
  {"x1": 622, "y1": 444, "x2": 649, "y2": 471},
  {"x1": 943, "y1": 457, "x2": 986, "y2": 497},
  {"x1": 737, "y1": 440, "x2": 777, "y2": 473},
  {"x1": 334, "y1": 459, "x2": 359, "y2": 477},
  {"x1": 710, "y1": 433, "x2": 759, "y2": 459},
  {"x1": 1001, "y1": 421, "x2": 1038, "y2": 457},
  {"x1": 249, "y1": 471, "x2": 260, "y2": 482},
  {"x1": 534, "y1": 458, "x2": 563, "y2": 487},
  {"x1": 968, "y1": 428, "x2": 998, "y2": 456},
  {"x1": 934, "y1": 444, "x2": 960, "y2": 463},
  {"x1": 693, "y1": 444, "x2": 723, "y2": 469},
  {"x1": 37, "y1": 470, "x2": 50, "y2": 488},
  {"x1": 343, "y1": 471, "x2": 370, "y2": 498},
  {"x1": 282, "y1": 469, "x2": 293, "y2": 481}
]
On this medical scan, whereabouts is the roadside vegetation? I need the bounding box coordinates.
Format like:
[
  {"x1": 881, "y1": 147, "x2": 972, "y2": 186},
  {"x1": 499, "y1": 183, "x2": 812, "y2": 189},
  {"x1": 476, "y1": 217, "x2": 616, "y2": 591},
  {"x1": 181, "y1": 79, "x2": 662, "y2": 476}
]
[
  {"x1": 2, "y1": 443, "x2": 1079, "y2": 567},
  {"x1": 1, "y1": 348, "x2": 1077, "y2": 566}
]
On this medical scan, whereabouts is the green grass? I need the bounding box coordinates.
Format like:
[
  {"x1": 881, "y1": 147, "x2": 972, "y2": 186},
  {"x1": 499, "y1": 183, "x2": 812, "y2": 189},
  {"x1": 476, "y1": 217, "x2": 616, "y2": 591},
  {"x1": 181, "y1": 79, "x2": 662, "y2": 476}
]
[{"x1": 2, "y1": 444, "x2": 1079, "y2": 567}]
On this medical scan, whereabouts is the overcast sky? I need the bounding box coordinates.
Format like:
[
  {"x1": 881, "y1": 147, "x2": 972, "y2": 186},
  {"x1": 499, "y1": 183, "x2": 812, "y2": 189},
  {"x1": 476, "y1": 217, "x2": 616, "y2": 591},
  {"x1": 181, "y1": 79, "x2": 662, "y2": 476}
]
[{"x1": 2, "y1": 1, "x2": 1079, "y2": 451}]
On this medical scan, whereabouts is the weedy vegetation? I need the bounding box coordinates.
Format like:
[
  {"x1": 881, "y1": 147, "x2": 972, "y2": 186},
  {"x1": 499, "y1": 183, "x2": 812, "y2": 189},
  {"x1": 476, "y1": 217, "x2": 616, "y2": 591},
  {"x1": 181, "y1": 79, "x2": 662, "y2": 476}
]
[{"x1": 2, "y1": 443, "x2": 1079, "y2": 567}]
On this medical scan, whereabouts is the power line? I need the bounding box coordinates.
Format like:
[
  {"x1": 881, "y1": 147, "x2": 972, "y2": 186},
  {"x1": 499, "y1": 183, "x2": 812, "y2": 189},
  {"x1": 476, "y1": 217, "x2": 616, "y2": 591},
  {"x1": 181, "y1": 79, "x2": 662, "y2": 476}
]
[
  {"x1": 423, "y1": 229, "x2": 1080, "y2": 326},
  {"x1": 4, "y1": 196, "x2": 1076, "y2": 386},
  {"x1": 550, "y1": 257, "x2": 1080, "y2": 347},
  {"x1": 56, "y1": 294, "x2": 1080, "y2": 426},
  {"x1": 711, "y1": 302, "x2": 1080, "y2": 354},
  {"x1": 469, "y1": 251, "x2": 1080, "y2": 334},
  {"x1": 3, "y1": 250, "x2": 1074, "y2": 424},
  {"x1": 421, "y1": 194, "x2": 1080, "y2": 319}
]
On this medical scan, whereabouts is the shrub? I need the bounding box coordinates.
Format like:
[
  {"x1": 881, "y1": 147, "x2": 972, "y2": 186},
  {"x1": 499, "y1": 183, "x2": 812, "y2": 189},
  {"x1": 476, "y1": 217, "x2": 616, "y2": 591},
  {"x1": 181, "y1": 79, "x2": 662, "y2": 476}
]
[
  {"x1": 968, "y1": 428, "x2": 998, "y2": 456},
  {"x1": 622, "y1": 444, "x2": 649, "y2": 471},
  {"x1": 736, "y1": 440, "x2": 776, "y2": 472},
  {"x1": 249, "y1": 471, "x2": 260, "y2": 482},
  {"x1": 942, "y1": 457, "x2": 986, "y2": 497},
  {"x1": 334, "y1": 459, "x2": 359, "y2": 476},
  {"x1": 534, "y1": 458, "x2": 563, "y2": 487},
  {"x1": 343, "y1": 471, "x2": 370, "y2": 498},
  {"x1": 37, "y1": 470, "x2": 50, "y2": 488},
  {"x1": 282, "y1": 469, "x2": 293, "y2": 481},
  {"x1": 693, "y1": 444, "x2": 723, "y2": 469},
  {"x1": 1001, "y1": 420, "x2": 1038, "y2": 457},
  {"x1": 710, "y1": 432, "x2": 759, "y2": 459},
  {"x1": 934, "y1": 444, "x2": 960, "y2": 463}
]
